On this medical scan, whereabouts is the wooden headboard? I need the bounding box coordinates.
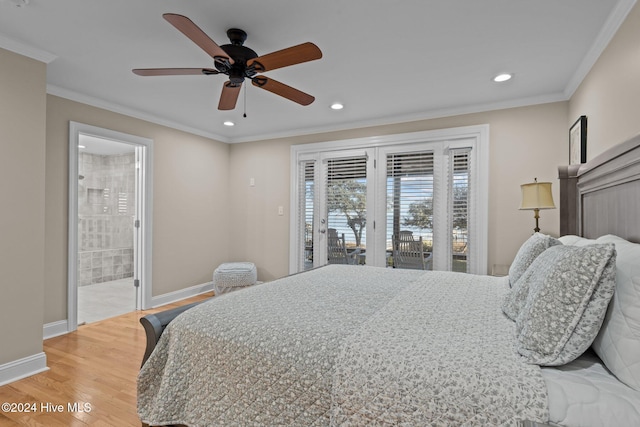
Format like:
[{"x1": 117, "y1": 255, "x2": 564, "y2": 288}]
[{"x1": 559, "y1": 133, "x2": 640, "y2": 243}]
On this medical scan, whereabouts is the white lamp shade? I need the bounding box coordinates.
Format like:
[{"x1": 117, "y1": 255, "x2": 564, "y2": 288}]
[{"x1": 519, "y1": 181, "x2": 555, "y2": 210}]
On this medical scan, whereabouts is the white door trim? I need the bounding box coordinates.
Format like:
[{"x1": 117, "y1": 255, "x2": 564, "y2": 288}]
[{"x1": 67, "y1": 121, "x2": 154, "y2": 333}]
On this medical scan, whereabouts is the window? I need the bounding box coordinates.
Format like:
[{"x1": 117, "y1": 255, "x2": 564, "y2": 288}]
[
  {"x1": 298, "y1": 160, "x2": 315, "y2": 270},
  {"x1": 326, "y1": 156, "x2": 368, "y2": 251},
  {"x1": 386, "y1": 151, "x2": 434, "y2": 268},
  {"x1": 290, "y1": 126, "x2": 489, "y2": 275},
  {"x1": 449, "y1": 149, "x2": 470, "y2": 272}
]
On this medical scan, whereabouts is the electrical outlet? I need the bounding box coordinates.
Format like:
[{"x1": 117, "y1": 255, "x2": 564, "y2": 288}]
[{"x1": 278, "y1": 206, "x2": 284, "y2": 216}]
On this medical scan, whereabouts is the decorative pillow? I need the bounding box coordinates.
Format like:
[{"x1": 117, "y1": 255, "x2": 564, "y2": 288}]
[
  {"x1": 502, "y1": 271, "x2": 531, "y2": 321},
  {"x1": 503, "y1": 233, "x2": 563, "y2": 320},
  {"x1": 508, "y1": 233, "x2": 562, "y2": 287},
  {"x1": 591, "y1": 235, "x2": 640, "y2": 391},
  {"x1": 514, "y1": 243, "x2": 616, "y2": 366}
]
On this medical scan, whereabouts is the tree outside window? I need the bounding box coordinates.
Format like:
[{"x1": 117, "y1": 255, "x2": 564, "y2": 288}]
[{"x1": 327, "y1": 179, "x2": 366, "y2": 248}]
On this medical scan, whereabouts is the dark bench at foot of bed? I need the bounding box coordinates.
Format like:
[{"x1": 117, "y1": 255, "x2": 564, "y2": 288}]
[
  {"x1": 139, "y1": 300, "x2": 208, "y2": 368},
  {"x1": 140, "y1": 300, "x2": 209, "y2": 427}
]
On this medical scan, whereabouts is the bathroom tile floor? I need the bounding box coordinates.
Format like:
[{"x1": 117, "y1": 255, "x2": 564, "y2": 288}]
[{"x1": 78, "y1": 277, "x2": 137, "y2": 325}]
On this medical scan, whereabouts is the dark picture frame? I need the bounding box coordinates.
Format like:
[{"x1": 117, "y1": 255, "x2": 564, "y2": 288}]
[{"x1": 569, "y1": 115, "x2": 587, "y2": 165}]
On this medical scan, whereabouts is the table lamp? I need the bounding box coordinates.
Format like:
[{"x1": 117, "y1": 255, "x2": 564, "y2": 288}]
[{"x1": 519, "y1": 178, "x2": 556, "y2": 233}]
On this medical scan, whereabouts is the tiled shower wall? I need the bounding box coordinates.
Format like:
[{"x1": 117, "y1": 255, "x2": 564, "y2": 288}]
[{"x1": 77, "y1": 152, "x2": 135, "y2": 286}]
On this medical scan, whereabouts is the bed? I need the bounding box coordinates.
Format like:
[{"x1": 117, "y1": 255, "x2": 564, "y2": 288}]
[{"x1": 137, "y1": 134, "x2": 640, "y2": 427}]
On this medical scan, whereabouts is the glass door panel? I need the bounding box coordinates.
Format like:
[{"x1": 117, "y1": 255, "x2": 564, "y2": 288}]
[
  {"x1": 450, "y1": 149, "x2": 470, "y2": 273},
  {"x1": 326, "y1": 156, "x2": 368, "y2": 265},
  {"x1": 386, "y1": 151, "x2": 434, "y2": 270},
  {"x1": 297, "y1": 160, "x2": 316, "y2": 272},
  {"x1": 294, "y1": 150, "x2": 371, "y2": 271}
]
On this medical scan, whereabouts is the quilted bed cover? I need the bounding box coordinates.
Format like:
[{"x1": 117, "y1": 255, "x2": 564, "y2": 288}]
[{"x1": 138, "y1": 265, "x2": 548, "y2": 426}]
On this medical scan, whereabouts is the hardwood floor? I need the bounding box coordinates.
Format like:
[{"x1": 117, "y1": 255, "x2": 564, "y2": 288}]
[{"x1": 0, "y1": 293, "x2": 213, "y2": 427}]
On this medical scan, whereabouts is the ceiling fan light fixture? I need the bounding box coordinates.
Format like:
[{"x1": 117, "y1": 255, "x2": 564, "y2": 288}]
[
  {"x1": 330, "y1": 102, "x2": 344, "y2": 110},
  {"x1": 134, "y1": 14, "x2": 322, "y2": 111},
  {"x1": 223, "y1": 121, "x2": 235, "y2": 126},
  {"x1": 493, "y1": 73, "x2": 513, "y2": 83}
]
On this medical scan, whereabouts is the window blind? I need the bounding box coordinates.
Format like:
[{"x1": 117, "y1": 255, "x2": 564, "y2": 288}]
[
  {"x1": 299, "y1": 160, "x2": 315, "y2": 271},
  {"x1": 326, "y1": 156, "x2": 367, "y2": 248},
  {"x1": 386, "y1": 151, "x2": 435, "y2": 253},
  {"x1": 449, "y1": 148, "x2": 471, "y2": 272}
]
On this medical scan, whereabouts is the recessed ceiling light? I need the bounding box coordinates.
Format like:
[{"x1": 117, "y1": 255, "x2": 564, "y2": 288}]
[
  {"x1": 78, "y1": 145, "x2": 86, "y2": 149},
  {"x1": 493, "y1": 73, "x2": 513, "y2": 83},
  {"x1": 6, "y1": 0, "x2": 29, "y2": 7},
  {"x1": 330, "y1": 103, "x2": 344, "y2": 110},
  {"x1": 223, "y1": 121, "x2": 235, "y2": 126}
]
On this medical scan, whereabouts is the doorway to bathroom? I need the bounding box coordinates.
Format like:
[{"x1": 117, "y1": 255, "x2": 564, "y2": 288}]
[{"x1": 68, "y1": 122, "x2": 153, "y2": 330}]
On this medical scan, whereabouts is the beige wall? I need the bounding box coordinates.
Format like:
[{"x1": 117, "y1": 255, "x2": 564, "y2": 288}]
[
  {"x1": 44, "y1": 95, "x2": 230, "y2": 323},
  {"x1": 569, "y1": 1, "x2": 640, "y2": 159},
  {"x1": 0, "y1": 48, "x2": 47, "y2": 364},
  {"x1": 227, "y1": 139, "x2": 293, "y2": 280},
  {"x1": 229, "y1": 102, "x2": 569, "y2": 280}
]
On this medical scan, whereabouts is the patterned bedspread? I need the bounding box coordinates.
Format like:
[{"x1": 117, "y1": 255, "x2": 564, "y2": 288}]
[{"x1": 137, "y1": 265, "x2": 548, "y2": 426}]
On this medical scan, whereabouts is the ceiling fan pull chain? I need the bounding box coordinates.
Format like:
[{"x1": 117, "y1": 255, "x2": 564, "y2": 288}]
[{"x1": 243, "y1": 83, "x2": 247, "y2": 118}]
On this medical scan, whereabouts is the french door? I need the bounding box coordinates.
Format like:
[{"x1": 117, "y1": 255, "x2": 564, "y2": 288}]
[
  {"x1": 290, "y1": 126, "x2": 489, "y2": 275},
  {"x1": 376, "y1": 143, "x2": 472, "y2": 272},
  {"x1": 296, "y1": 148, "x2": 375, "y2": 271}
]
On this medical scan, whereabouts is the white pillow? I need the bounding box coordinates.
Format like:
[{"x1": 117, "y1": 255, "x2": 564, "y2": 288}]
[
  {"x1": 591, "y1": 235, "x2": 640, "y2": 391},
  {"x1": 513, "y1": 244, "x2": 617, "y2": 366},
  {"x1": 558, "y1": 235, "x2": 596, "y2": 246}
]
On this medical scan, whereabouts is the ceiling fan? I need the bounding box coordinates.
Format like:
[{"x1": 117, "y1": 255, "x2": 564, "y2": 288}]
[{"x1": 132, "y1": 13, "x2": 322, "y2": 110}]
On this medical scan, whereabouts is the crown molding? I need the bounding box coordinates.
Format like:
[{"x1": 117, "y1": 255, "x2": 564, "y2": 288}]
[
  {"x1": 564, "y1": 0, "x2": 637, "y2": 98},
  {"x1": 47, "y1": 84, "x2": 229, "y2": 143},
  {"x1": 229, "y1": 92, "x2": 567, "y2": 144},
  {"x1": 0, "y1": 32, "x2": 56, "y2": 63}
]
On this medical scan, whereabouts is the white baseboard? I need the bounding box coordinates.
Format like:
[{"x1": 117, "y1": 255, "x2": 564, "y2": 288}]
[
  {"x1": 0, "y1": 352, "x2": 48, "y2": 386},
  {"x1": 43, "y1": 320, "x2": 69, "y2": 340},
  {"x1": 40, "y1": 282, "x2": 213, "y2": 340},
  {"x1": 150, "y1": 281, "x2": 213, "y2": 308}
]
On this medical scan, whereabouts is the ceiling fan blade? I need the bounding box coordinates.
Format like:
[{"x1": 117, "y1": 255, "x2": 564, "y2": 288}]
[
  {"x1": 163, "y1": 13, "x2": 234, "y2": 65},
  {"x1": 247, "y1": 42, "x2": 322, "y2": 73},
  {"x1": 132, "y1": 68, "x2": 219, "y2": 76},
  {"x1": 252, "y1": 76, "x2": 315, "y2": 106},
  {"x1": 218, "y1": 82, "x2": 242, "y2": 110}
]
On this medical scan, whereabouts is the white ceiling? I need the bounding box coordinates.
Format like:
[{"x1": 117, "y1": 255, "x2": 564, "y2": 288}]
[{"x1": 0, "y1": 0, "x2": 634, "y2": 143}]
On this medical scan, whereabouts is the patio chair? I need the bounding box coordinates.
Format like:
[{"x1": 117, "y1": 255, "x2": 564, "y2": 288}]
[
  {"x1": 327, "y1": 228, "x2": 350, "y2": 264},
  {"x1": 392, "y1": 230, "x2": 432, "y2": 270}
]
